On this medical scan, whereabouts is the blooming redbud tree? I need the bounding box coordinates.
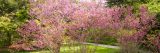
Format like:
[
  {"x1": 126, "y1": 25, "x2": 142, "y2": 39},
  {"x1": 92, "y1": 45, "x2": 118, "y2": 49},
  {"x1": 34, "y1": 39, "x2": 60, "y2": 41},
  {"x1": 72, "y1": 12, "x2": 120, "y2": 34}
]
[{"x1": 10, "y1": 0, "x2": 156, "y2": 53}]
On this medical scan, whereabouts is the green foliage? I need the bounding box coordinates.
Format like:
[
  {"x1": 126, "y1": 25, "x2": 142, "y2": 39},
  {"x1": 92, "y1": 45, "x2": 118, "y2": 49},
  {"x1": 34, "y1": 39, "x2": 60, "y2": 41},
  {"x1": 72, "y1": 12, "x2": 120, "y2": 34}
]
[
  {"x1": 0, "y1": 16, "x2": 12, "y2": 47},
  {"x1": 146, "y1": 0, "x2": 160, "y2": 13},
  {"x1": 106, "y1": 0, "x2": 149, "y2": 7},
  {"x1": 87, "y1": 28, "x2": 118, "y2": 45},
  {"x1": 106, "y1": 0, "x2": 160, "y2": 13},
  {"x1": 0, "y1": 0, "x2": 28, "y2": 16},
  {"x1": 106, "y1": 0, "x2": 150, "y2": 14},
  {"x1": 146, "y1": 0, "x2": 160, "y2": 22},
  {"x1": 0, "y1": 16, "x2": 11, "y2": 29},
  {"x1": 0, "y1": 0, "x2": 29, "y2": 48}
]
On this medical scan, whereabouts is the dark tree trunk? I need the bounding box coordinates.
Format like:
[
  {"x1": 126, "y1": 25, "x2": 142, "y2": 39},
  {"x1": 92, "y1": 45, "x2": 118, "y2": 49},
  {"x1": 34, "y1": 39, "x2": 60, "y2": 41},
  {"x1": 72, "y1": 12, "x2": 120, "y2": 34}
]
[
  {"x1": 52, "y1": 43, "x2": 61, "y2": 53},
  {"x1": 7, "y1": 32, "x2": 11, "y2": 46}
]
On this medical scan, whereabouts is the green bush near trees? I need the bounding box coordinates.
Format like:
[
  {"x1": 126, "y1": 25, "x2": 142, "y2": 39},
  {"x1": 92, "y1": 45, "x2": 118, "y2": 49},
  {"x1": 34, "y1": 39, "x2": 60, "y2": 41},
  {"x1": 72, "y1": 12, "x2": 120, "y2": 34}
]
[{"x1": 0, "y1": 0, "x2": 29, "y2": 48}]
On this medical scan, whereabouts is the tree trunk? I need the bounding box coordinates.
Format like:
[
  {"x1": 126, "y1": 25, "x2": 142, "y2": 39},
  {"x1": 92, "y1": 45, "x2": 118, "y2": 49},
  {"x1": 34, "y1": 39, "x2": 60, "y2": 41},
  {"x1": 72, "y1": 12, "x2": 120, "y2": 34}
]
[
  {"x1": 7, "y1": 32, "x2": 11, "y2": 46},
  {"x1": 53, "y1": 43, "x2": 61, "y2": 53}
]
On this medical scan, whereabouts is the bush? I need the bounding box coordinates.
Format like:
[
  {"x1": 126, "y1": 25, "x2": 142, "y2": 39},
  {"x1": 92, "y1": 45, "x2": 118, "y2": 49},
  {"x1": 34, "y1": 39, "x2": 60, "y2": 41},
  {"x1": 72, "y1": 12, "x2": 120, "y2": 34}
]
[{"x1": 0, "y1": 0, "x2": 29, "y2": 48}]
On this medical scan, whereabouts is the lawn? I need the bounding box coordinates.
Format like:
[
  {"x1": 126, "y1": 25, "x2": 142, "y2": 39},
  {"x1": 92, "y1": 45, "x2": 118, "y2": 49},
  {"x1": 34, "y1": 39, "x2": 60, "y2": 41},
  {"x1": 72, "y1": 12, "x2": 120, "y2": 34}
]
[{"x1": 17, "y1": 44, "x2": 119, "y2": 53}]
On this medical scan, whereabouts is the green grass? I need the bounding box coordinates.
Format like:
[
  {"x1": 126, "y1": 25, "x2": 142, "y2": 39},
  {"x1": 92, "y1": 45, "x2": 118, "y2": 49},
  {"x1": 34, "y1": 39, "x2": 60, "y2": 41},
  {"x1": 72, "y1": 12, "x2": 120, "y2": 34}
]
[{"x1": 16, "y1": 44, "x2": 119, "y2": 53}]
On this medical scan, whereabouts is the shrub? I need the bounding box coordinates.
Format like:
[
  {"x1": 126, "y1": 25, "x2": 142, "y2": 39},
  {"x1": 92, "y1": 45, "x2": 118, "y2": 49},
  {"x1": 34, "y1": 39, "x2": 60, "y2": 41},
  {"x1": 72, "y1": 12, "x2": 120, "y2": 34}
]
[{"x1": 0, "y1": 0, "x2": 29, "y2": 50}]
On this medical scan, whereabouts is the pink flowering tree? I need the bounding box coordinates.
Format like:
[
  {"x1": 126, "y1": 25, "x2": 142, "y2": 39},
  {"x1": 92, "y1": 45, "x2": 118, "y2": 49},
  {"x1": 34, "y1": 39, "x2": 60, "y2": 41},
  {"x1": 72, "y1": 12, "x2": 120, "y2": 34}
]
[{"x1": 9, "y1": 0, "x2": 156, "y2": 53}]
